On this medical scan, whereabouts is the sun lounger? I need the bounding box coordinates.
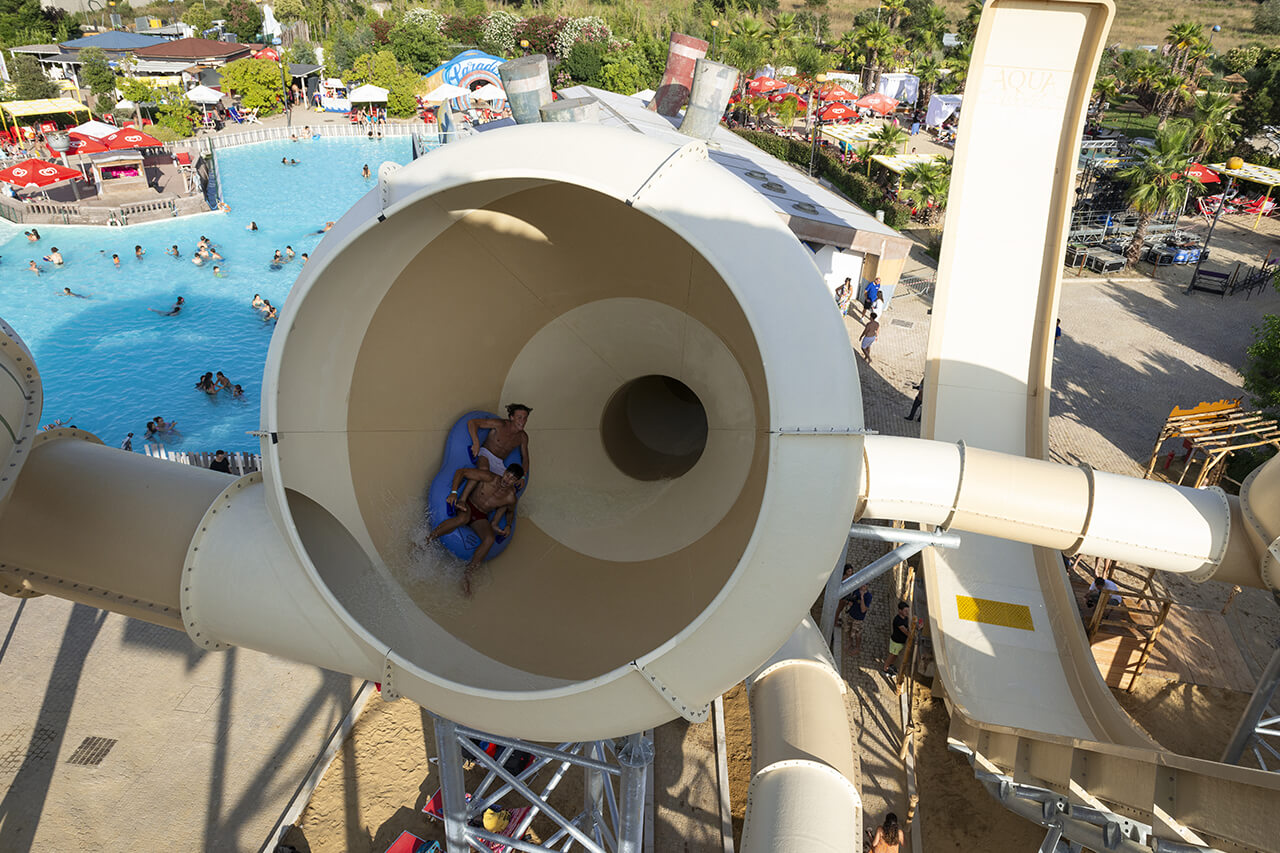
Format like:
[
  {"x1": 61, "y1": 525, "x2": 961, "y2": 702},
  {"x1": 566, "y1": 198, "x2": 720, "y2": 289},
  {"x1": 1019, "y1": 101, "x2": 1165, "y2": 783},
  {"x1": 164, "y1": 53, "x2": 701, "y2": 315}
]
[
  {"x1": 244, "y1": 108, "x2": 261, "y2": 124},
  {"x1": 226, "y1": 106, "x2": 246, "y2": 124},
  {"x1": 383, "y1": 830, "x2": 440, "y2": 853}
]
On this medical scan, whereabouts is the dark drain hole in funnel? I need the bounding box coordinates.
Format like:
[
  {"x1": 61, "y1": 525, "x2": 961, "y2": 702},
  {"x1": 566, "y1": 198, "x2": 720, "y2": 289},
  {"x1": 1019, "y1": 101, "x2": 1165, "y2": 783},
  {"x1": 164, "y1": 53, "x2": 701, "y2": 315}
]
[{"x1": 601, "y1": 375, "x2": 709, "y2": 481}]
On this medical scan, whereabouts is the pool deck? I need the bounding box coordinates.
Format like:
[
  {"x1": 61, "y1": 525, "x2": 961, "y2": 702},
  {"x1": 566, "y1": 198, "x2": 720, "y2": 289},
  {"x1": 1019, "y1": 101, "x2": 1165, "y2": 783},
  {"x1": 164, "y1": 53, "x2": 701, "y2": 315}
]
[{"x1": 0, "y1": 109, "x2": 431, "y2": 228}]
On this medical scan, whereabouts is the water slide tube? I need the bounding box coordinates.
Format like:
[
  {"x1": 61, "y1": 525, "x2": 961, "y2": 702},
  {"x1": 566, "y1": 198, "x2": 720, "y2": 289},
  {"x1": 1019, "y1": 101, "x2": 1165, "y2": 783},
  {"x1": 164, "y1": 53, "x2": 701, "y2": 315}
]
[
  {"x1": 425, "y1": 411, "x2": 525, "y2": 562},
  {"x1": 0, "y1": 35, "x2": 1278, "y2": 852}
]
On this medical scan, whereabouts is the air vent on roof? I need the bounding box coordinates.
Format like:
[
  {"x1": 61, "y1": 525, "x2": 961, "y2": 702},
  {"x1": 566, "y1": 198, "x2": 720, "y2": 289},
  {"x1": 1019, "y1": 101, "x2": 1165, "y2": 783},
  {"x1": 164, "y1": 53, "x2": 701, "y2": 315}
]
[
  {"x1": 745, "y1": 170, "x2": 768, "y2": 180},
  {"x1": 792, "y1": 202, "x2": 819, "y2": 214},
  {"x1": 761, "y1": 181, "x2": 785, "y2": 193}
]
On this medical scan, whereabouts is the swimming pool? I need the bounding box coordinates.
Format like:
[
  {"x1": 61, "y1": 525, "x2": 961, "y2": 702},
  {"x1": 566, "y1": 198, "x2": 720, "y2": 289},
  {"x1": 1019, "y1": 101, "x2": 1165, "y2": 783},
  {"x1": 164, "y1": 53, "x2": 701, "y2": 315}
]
[{"x1": 0, "y1": 136, "x2": 413, "y2": 452}]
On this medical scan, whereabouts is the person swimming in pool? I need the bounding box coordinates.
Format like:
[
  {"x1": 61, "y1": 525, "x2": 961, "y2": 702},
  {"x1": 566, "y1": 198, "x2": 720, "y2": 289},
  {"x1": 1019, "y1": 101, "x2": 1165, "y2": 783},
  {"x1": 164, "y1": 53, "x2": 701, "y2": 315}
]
[
  {"x1": 247, "y1": 221, "x2": 258, "y2": 231},
  {"x1": 135, "y1": 245, "x2": 144, "y2": 259},
  {"x1": 231, "y1": 384, "x2": 245, "y2": 399},
  {"x1": 300, "y1": 253, "x2": 308, "y2": 265},
  {"x1": 424, "y1": 464, "x2": 525, "y2": 593},
  {"x1": 262, "y1": 301, "x2": 278, "y2": 321},
  {"x1": 44, "y1": 247, "x2": 63, "y2": 265},
  {"x1": 208, "y1": 246, "x2": 223, "y2": 260},
  {"x1": 251, "y1": 293, "x2": 266, "y2": 310},
  {"x1": 312, "y1": 221, "x2": 335, "y2": 234},
  {"x1": 362, "y1": 164, "x2": 371, "y2": 179},
  {"x1": 468, "y1": 405, "x2": 532, "y2": 476},
  {"x1": 150, "y1": 296, "x2": 184, "y2": 316},
  {"x1": 284, "y1": 245, "x2": 295, "y2": 261},
  {"x1": 28, "y1": 260, "x2": 40, "y2": 275},
  {"x1": 167, "y1": 245, "x2": 181, "y2": 258},
  {"x1": 25, "y1": 228, "x2": 39, "y2": 241},
  {"x1": 195, "y1": 372, "x2": 217, "y2": 395},
  {"x1": 271, "y1": 250, "x2": 283, "y2": 267},
  {"x1": 215, "y1": 371, "x2": 232, "y2": 393},
  {"x1": 192, "y1": 252, "x2": 205, "y2": 267},
  {"x1": 62, "y1": 287, "x2": 87, "y2": 298},
  {"x1": 212, "y1": 265, "x2": 224, "y2": 277},
  {"x1": 111, "y1": 254, "x2": 120, "y2": 267}
]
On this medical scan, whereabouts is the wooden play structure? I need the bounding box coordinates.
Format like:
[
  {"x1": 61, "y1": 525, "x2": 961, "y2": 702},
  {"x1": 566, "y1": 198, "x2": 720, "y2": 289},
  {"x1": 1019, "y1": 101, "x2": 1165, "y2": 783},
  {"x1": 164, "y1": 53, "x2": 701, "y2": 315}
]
[{"x1": 1143, "y1": 398, "x2": 1280, "y2": 489}]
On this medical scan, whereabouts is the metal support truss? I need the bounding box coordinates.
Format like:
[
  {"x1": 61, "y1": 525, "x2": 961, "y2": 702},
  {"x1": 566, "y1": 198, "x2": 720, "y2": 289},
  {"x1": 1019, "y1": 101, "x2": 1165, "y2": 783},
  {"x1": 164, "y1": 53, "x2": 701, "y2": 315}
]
[
  {"x1": 1222, "y1": 642, "x2": 1280, "y2": 772},
  {"x1": 432, "y1": 714, "x2": 653, "y2": 853}
]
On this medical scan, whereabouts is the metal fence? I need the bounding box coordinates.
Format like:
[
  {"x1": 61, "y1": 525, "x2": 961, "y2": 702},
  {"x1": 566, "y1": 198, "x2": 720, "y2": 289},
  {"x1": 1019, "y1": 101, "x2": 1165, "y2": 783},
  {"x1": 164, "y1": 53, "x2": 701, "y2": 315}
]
[{"x1": 143, "y1": 444, "x2": 263, "y2": 475}]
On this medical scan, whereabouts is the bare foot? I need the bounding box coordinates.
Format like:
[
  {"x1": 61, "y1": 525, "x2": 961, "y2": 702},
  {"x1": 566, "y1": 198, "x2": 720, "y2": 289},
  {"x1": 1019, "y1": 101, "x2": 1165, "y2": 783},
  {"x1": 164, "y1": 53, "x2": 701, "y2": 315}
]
[{"x1": 462, "y1": 567, "x2": 476, "y2": 597}]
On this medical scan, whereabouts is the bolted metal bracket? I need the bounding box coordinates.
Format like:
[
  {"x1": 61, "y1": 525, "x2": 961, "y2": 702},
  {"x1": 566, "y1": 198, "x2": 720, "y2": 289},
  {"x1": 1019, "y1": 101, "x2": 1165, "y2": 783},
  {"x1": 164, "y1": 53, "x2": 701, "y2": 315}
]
[{"x1": 630, "y1": 659, "x2": 709, "y2": 723}]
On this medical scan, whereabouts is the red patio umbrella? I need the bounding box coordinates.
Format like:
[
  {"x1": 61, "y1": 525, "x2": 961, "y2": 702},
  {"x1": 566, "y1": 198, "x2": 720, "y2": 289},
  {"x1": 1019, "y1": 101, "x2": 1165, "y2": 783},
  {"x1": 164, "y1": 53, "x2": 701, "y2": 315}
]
[
  {"x1": 747, "y1": 77, "x2": 787, "y2": 94},
  {"x1": 819, "y1": 103, "x2": 856, "y2": 121},
  {"x1": 47, "y1": 133, "x2": 109, "y2": 158},
  {"x1": 820, "y1": 84, "x2": 858, "y2": 101},
  {"x1": 254, "y1": 47, "x2": 281, "y2": 61},
  {"x1": 1182, "y1": 162, "x2": 1220, "y2": 183},
  {"x1": 0, "y1": 158, "x2": 84, "y2": 190},
  {"x1": 102, "y1": 128, "x2": 162, "y2": 150},
  {"x1": 855, "y1": 92, "x2": 899, "y2": 115}
]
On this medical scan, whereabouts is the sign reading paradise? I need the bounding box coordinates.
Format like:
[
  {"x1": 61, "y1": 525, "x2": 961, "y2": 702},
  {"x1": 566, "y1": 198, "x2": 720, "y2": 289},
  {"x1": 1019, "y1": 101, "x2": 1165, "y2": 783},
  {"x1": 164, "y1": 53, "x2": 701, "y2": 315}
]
[{"x1": 423, "y1": 49, "x2": 506, "y2": 111}]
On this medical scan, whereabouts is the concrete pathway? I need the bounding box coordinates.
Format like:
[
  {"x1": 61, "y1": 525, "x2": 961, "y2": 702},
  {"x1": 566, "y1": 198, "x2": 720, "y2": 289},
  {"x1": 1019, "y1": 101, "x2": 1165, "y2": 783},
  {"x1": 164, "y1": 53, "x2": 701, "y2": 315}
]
[{"x1": 0, "y1": 594, "x2": 361, "y2": 852}]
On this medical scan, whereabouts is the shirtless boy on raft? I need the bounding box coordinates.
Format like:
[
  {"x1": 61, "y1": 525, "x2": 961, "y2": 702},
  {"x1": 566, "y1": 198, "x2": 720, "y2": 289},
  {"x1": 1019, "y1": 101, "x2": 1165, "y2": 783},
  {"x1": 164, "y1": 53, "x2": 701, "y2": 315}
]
[
  {"x1": 468, "y1": 404, "x2": 532, "y2": 475},
  {"x1": 424, "y1": 463, "x2": 525, "y2": 595}
]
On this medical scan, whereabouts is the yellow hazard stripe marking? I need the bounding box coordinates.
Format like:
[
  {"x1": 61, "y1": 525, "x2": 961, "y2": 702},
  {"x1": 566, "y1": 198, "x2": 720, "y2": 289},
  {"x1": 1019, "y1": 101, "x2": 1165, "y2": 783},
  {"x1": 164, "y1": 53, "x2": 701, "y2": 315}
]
[{"x1": 956, "y1": 595, "x2": 1035, "y2": 631}]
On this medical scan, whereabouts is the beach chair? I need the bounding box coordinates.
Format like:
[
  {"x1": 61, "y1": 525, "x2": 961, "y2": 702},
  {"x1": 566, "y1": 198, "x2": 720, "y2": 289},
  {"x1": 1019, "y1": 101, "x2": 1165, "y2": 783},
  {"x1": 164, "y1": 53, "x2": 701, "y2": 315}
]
[
  {"x1": 383, "y1": 831, "x2": 440, "y2": 853},
  {"x1": 226, "y1": 106, "x2": 246, "y2": 124},
  {"x1": 244, "y1": 108, "x2": 262, "y2": 124},
  {"x1": 1243, "y1": 196, "x2": 1276, "y2": 217}
]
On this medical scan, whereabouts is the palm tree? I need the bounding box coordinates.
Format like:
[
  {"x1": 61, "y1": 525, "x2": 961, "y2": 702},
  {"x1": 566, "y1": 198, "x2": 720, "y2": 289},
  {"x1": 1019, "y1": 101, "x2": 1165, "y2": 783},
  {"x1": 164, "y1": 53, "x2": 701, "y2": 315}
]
[
  {"x1": 915, "y1": 57, "x2": 943, "y2": 108},
  {"x1": 942, "y1": 43, "x2": 972, "y2": 94},
  {"x1": 856, "y1": 20, "x2": 893, "y2": 92},
  {"x1": 1165, "y1": 22, "x2": 1203, "y2": 74},
  {"x1": 1152, "y1": 70, "x2": 1193, "y2": 130},
  {"x1": 899, "y1": 160, "x2": 951, "y2": 224},
  {"x1": 1189, "y1": 91, "x2": 1241, "y2": 156},
  {"x1": 768, "y1": 12, "x2": 801, "y2": 57},
  {"x1": 1116, "y1": 126, "x2": 1197, "y2": 267},
  {"x1": 882, "y1": 0, "x2": 911, "y2": 31},
  {"x1": 853, "y1": 142, "x2": 877, "y2": 177},
  {"x1": 1091, "y1": 75, "x2": 1119, "y2": 112},
  {"x1": 906, "y1": 6, "x2": 948, "y2": 53},
  {"x1": 870, "y1": 123, "x2": 910, "y2": 155}
]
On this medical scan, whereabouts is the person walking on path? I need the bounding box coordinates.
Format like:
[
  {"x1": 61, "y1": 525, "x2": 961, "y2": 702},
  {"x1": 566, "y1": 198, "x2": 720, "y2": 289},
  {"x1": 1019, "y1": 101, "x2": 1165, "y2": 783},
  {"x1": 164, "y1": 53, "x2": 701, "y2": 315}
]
[
  {"x1": 884, "y1": 600, "x2": 910, "y2": 676},
  {"x1": 905, "y1": 379, "x2": 924, "y2": 421},
  {"x1": 860, "y1": 315, "x2": 880, "y2": 363},
  {"x1": 862, "y1": 276, "x2": 881, "y2": 316},
  {"x1": 841, "y1": 573, "x2": 873, "y2": 657},
  {"x1": 868, "y1": 812, "x2": 905, "y2": 852}
]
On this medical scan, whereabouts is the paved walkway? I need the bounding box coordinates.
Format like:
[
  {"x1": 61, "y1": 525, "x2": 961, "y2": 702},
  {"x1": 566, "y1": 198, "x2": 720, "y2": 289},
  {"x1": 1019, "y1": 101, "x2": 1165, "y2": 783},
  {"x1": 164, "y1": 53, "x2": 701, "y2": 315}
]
[{"x1": 0, "y1": 594, "x2": 361, "y2": 852}]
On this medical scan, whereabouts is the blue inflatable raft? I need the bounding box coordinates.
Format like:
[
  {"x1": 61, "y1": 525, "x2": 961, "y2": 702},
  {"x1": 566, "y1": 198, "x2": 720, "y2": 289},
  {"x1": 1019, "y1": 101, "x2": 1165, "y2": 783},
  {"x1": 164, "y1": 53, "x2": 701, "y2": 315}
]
[{"x1": 427, "y1": 411, "x2": 526, "y2": 561}]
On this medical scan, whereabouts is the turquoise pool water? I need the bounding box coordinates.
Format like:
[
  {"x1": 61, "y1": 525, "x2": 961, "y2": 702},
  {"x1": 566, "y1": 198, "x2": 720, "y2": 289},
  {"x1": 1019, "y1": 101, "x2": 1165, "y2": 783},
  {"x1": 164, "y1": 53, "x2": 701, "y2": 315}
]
[{"x1": 0, "y1": 136, "x2": 413, "y2": 451}]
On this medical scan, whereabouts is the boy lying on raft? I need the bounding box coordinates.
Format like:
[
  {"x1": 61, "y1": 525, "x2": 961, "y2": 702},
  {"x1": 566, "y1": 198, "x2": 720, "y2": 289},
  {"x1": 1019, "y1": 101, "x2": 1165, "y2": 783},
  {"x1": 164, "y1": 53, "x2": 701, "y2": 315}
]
[
  {"x1": 468, "y1": 404, "x2": 531, "y2": 476},
  {"x1": 423, "y1": 463, "x2": 525, "y2": 595}
]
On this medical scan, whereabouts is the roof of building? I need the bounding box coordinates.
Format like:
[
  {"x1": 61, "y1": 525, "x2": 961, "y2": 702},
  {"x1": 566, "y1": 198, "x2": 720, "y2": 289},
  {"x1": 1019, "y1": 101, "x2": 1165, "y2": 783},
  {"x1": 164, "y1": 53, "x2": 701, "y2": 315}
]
[
  {"x1": 558, "y1": 85, "x2": 909, "y2": 254},
  {"x1": 130, "y1": 37, "x2": 254, "y2": 60},
  {"x1": 61, "y1": 32, "x2": 168, "y2": 51},
  {"x1": 8, "y1": 43, "x2": 61, "y2": 55}
]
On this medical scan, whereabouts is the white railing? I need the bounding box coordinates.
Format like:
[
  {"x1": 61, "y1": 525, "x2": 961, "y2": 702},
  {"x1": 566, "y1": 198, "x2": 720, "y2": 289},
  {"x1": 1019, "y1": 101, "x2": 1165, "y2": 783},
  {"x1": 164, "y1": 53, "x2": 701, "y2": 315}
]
[{"x1": 143, "y1": 444, "x2": 263, "y2": 475}]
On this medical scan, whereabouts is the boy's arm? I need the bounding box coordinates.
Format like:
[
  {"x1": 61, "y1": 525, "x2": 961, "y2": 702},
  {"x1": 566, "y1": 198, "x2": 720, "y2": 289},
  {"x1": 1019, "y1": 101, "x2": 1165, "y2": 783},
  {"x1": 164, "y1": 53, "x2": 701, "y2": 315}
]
[{"x1": 467, "y1": 417, "x2": 502, "y2": 457}]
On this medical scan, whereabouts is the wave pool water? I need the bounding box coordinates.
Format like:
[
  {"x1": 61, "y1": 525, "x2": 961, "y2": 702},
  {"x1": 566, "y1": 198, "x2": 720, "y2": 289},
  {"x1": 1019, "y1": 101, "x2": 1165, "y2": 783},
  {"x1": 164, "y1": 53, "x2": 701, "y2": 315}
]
[{"x1": 0, "y1": 136, "x2": 412, "y2": 452}]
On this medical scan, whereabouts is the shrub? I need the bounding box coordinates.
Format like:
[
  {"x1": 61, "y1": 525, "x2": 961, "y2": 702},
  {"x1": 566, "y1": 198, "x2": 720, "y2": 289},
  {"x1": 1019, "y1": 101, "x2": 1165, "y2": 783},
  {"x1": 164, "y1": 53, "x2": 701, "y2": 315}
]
[
  {"x1": 1222, "y1": 45, "x2": 1262, "y2": 75},
  {"x1": 371, "y1": 18, "x2": 391, "y2": 44},
  {"x1": 554, "y1": 15, "x2": 612, "y2": 59},
  {"x1": 442, "y1": 13, "x2": 485, "y2": 45},
  {"x1": 517, "y1": 15, "x2": 569, "y2": 57},
  {"x1": 482, "y1": 10, "x2": 520, "y2": 57},
  {"x1": 402, "y1": 7, "x2": 443, "y2": 32},
  {"x1": 1246, "y1": 314, "x2": 1280, "y2": 416},
  {"x1": 562, "y1": 40, "x2": 607, "y2": 83}
]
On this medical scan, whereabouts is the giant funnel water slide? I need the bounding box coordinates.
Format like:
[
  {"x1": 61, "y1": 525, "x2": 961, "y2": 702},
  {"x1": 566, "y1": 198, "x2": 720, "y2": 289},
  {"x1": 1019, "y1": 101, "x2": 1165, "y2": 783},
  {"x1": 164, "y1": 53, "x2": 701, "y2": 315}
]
[{"x1": 0, "y1": 124, "x2": 868, "y2": 851}]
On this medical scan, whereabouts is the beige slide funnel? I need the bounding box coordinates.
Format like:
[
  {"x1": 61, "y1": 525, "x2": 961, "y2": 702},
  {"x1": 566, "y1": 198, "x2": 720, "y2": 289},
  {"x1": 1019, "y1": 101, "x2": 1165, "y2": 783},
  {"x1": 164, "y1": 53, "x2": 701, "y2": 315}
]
[{"x1": 0, "y1": 124, "x2": 867, "y2": 744}]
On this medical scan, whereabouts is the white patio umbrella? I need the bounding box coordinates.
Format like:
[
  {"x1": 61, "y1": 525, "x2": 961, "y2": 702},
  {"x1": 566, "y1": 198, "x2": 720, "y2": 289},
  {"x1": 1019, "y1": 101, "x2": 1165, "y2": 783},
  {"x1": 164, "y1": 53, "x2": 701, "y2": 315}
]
[
  {"x1": 470, "y1": 82, "x2": 506, "y2": 103},
  {"x1": 422, "y1": 83, "x2": 470, "y2": 103},
  {"x1": 70, "y1": 119, "x2": 118, "y2": 139},
  {"x1": 185, "y1": 85, "x2": 223, "y2": 105},
  {"x1": 347, "y1": 83, "x2": 389, "y2": 103}
]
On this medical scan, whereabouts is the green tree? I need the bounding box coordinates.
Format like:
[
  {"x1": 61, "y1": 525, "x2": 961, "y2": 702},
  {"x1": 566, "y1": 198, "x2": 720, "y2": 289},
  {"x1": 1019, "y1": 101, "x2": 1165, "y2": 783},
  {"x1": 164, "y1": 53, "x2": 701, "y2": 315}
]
[
  {"x1": 0, "y1": 0, "x2": 55, "y2": 45},
  {"x1": 11, "y1": 54, "x2": 58, "y2": 100},
  {"x1": 597, "y1": 48, "x2": 652, "y2": 96},
  {"x1": 870, "y1": 122, "x2": 909, "y2": 154},
  {"x1": 1152, "y1": 69, "x2": 1193, "y2": 130},
  {"x1": 219, "y1": 57, "x2": 286, "y2": 113},
  {"x1": 562, "y1": 40, "x2": 607, "y2": 84},
  {"x1": 792, "y1": 43, "x2": 826, "y2": 77},
  {"x1": 156, "y1": 89, "x2": 198, "y2": 138},
  {"x1": 388, "y1": 18, "x2": 449, "y2": 75},
  {"x1": 1245, "y1": 314, "x2": 1280, "y2": 415},
  {"x1": 1259, "y1": 0, "x2": 1280, "y2": 35},
  {"x1": 78, "y1": 48, "x2": 116, "y2": 98},
  {"x1": 915, "y1": 56, "x2": 942, "y2": 109},
  {"x1": 184, "y1": 2, "x2": 213, "y2": 37},
  {"x1": 272, "y1": 0, "x2": 305, "y2": 20},
  {"x1": 899, "y1": 159, "x2": 950, "y2": 223},
  {"x1": 767, "y1": 12, "x2": 800, "y2": 58},
  {"x1": 1189, "y1": 91, "x2": 1241, "y2": 157},
  {"x1": 855, "y1": 20, "x2": 894, "y2": 91},
  {"x1": 289, "y1": 40, "x2": 317, "y2": 64},
  {"x1": 225, "y1": 0, "x2": 263, "y2": 40},
  {"x1": 881, "y1": 0, "x2": 910, "y2": 31},
  {"x1": 348, "y1": 50, "x2": 421, "y2": 116},
  {"x1": 1116, "y1": 126, "x2": 1197, "y2": 267}
]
